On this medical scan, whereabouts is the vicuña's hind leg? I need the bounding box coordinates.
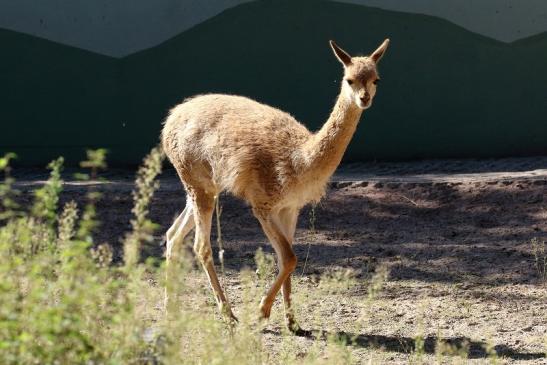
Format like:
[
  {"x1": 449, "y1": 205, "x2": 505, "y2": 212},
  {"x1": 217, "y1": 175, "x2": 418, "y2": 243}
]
[
  {"x1": 166, "y1": 201, "x2": 195, "y2": 261},
  {"x1": 165, "y1": 201, "x2": 195, "y2": 309},
  {"x1": 193, "y1": 189, "x2": 237, "y2": 322},
  {"x1": 254, "y1": 208, "x2": 297, "y2": 321}
]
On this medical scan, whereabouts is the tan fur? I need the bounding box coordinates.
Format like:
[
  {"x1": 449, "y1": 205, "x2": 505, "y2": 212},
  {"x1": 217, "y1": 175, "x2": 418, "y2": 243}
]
[{"x1": 162, "y1": 39, "x2": 390, "y2": 330}]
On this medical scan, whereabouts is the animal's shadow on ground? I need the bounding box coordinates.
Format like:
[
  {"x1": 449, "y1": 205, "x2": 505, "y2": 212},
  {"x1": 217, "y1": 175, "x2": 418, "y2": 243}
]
[
  {"x1": 195, "y1": 180, "x2": 547, "y2": 286},
  {"x1": 264, "y1": 329, "x2": 546, "y2": 360}
]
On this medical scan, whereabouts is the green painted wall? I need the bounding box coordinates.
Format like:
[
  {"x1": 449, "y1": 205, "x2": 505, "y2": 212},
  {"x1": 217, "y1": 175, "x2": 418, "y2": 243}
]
[{"x1": 1, "y1": 0, "x2": 546, "y2": 165}]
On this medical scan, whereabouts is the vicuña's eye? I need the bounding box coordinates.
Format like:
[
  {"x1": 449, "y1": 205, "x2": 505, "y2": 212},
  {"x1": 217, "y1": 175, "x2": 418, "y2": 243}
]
[
  {"x1": 346, "y1": 79, "x2": 354, "y2": 85},
  {"x1": 373, "y1": 79, "x2": 380, "y2": 85}
]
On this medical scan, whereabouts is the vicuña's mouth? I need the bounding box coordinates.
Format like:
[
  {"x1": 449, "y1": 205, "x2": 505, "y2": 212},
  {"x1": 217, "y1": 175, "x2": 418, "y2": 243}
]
[{"x1": 358, "y1": 101, "x2": 371, "y2": 110}]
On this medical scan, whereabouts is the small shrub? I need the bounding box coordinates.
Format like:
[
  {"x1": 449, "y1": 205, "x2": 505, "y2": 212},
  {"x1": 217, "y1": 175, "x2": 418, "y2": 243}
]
[{"x1": 0, "y1": 150, "x2": 155, "y2": 364}]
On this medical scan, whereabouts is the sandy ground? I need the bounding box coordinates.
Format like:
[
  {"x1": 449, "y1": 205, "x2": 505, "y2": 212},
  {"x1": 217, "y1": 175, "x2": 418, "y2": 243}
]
[{"x1": 12, "y1": 157, "x2": 547, "y2": 363}]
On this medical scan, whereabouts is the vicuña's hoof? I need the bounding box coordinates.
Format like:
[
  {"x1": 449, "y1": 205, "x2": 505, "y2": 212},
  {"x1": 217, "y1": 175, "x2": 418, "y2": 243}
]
[
  {"x1": 220, "y1": 304, "x2": 239, "y2": 324},
  {"x1": 285, "y1": 317, "x2": 300, "y2": 333},
  {"x1": 226, "y1": 311, "x2": 239, "y2": 325},
  {"x1": 286, "y1": 316, "x2": 298, "y2": 331},
  {"x1": 288, "y1": 322, "x2": 311, "y2": 336},
  {"x1": 285, "y1": 313, "x2": 311, "y2": 336},
  {"x1": 259, "y1": 296, "x2": 271, "y2": 319}
]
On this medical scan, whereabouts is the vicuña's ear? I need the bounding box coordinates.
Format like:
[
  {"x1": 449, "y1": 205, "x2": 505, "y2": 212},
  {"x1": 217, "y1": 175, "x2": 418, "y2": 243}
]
[
  {"x1": 371, "y1": 38, "x2": 390, "y2": 63},
  {"x1": 330, "y1": 40, "x2": 352, "y2": 67}
]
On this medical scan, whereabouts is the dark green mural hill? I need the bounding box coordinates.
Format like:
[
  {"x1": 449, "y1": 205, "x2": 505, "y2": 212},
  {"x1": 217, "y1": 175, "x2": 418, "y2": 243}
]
[
  {"x1": 1, "y1": 0, "x2": 547, "y2": 165},
  {"x1": 0, "y1": 29, "x2": 127, "y2": 164}
]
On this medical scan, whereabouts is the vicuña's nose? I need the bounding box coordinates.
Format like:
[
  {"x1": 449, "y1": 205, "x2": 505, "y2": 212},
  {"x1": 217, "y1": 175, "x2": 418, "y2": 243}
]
[{"x1": 360, "y1": 95, "x2": 370, "y2": 104}]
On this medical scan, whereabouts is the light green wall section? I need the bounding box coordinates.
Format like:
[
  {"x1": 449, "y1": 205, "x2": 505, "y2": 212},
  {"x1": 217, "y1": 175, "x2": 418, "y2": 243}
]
[
  {"x1": 0, "y1": 0, "x2": 546, "y2": 56},
  {"x1": 338, "y1": 0, "x2": 547, "y2": 42}
]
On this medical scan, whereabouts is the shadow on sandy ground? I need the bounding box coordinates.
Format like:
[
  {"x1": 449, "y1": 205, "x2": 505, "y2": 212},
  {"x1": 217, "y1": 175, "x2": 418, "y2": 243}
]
[{"x1": 264, "y1": 329, "x2": 546, "y2": 360}]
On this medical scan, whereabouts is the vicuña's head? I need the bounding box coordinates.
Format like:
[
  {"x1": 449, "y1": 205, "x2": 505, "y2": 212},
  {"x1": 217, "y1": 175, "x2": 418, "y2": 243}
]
[{"x1": 330, "y1": 39, "x2": 390, "y2": 110}]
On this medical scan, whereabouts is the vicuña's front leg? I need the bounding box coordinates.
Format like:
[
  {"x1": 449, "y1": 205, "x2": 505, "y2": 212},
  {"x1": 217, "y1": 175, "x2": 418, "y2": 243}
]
[
  {"x1": 274, "y1": 207, "x2": 301, "y2": 332},
  {"x1": 254, "y1": 209, "x2": 297, "y2": 322}
]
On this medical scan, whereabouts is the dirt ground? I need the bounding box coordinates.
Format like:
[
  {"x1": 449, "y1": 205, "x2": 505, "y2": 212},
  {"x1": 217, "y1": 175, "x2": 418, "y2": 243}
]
[{"x1": 13, "y1": 157, "x2": 547, "y2": 363}]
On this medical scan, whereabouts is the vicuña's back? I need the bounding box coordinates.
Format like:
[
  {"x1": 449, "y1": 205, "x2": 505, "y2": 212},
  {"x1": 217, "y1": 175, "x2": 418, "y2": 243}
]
[
  {"x1": 162, "y1": 39, "x2": 390, "y2": 333},
  {"x1": 162, "y1": 94, "x2": 312, "y2": 205}
]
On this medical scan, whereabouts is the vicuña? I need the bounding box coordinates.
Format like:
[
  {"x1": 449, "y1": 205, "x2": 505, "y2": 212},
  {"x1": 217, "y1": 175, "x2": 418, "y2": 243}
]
[{"x1": 162, "y1": 39, "x2": 390, "y2": 332}]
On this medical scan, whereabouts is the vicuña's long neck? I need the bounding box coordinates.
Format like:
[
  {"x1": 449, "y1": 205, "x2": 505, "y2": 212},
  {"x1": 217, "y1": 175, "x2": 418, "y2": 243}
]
[{"x1": 301, "y1": 92, "x2": 363, "y2": 180}]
